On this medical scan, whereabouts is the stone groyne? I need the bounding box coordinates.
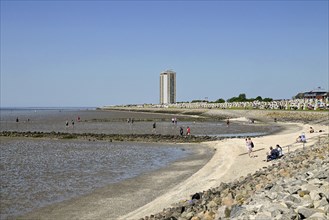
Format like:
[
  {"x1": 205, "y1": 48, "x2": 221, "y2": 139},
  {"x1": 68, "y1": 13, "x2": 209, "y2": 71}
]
[
  {"x1": 0, "y1": 131, "x2": 216, "y2": 143},
  {"x1": 140, "y1": 136, "x2": 329, "y2": 220}
]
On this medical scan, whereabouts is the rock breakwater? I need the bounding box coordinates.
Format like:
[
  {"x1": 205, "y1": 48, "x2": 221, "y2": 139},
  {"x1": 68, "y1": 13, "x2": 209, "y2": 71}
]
[
  {"x1": 0, "y1": 131, "x2": 216, "y2": 143},
  {"x1": 140, "y1": 136, "x2": 329, "y2": 220}
]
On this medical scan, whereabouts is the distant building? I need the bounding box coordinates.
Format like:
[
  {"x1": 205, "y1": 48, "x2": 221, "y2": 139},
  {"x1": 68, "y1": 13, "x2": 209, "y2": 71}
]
[
  {"x1": 294, "y1": 87, "x2": 328, "y2": 100},
  {"x1": 160, "y1": 70, "x2": 176, "y2": 104}
]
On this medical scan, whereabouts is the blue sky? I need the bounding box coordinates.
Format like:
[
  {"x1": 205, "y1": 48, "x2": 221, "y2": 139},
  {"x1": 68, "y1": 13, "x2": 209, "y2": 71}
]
[{"x1": 1, "y1": 0, "x2": 328, "y2": 107}]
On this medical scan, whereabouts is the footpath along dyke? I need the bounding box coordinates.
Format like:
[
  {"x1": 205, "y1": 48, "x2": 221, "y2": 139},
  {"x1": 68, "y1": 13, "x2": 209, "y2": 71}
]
[{"x1": 139, "y1": 135, "x2": 329, "y2": 220}]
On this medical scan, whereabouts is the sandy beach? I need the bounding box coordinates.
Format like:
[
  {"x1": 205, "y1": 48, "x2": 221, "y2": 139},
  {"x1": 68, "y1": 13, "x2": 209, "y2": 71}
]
[
  {"x1": 121, "y1": 121, "x2": 328, "y2": 219},
  {"x1": 17, "y1": 108, "x2": 328, "y2": 220}
]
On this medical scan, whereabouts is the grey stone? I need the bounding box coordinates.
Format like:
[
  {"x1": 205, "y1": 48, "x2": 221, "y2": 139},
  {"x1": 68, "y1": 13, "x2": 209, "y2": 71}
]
[
  {"x1": 184, "y1": 211, "x2": 194, "y2": 219},
  {"x1": 306, "y1": 171, "x2": 315, "y2": 178},
  {"x1": 296, "y1": 207, "x2": 317, "y2": 218},
  {"x1": 318, "y1": 204, "x2": 329, "y2": 213},
  {"x1": 254, "y1": 211, "x2": 271, "y2": 220},
  {"x1": 310, "y1": 190, "x2": 322, "y2": 201},
  {"x1": 270, "y1": 184, "x2": 284, "y2": 192},
  {"x1": 215, "y1": 206, "x2": 227, "y2": 219},
  {"x1": 266, "y1": 192, "x2": 278, "y2": 200},
  {"x1": 271, "y1": 209, "x2": 282, "y2": 218},
  {"x1": 287, "y1": 185, "x2": 301, "y2": 194},
  {"x1": 309, "y1": 178, "x2": 324, "y2": 185},
  {"x1": 272, "y1": 214, "x2": 292, "y2": 220},
  {"x1": 230, "y1": 205, "x2": 246, "y2": 218},
  {"x1": 244, "y1": 204, "x2": 263, "y2": 213},
  {"x1": 267, "y1": 202, "x2": 289, "y2": 215},
  {"x1": 307, "y1": 212, "x2": 328, "y2": 220},
  {"x1": 315, "y1": 171, "x2": 329, "y2": 180},
  {"x1": 264, "y1": 183, "x2": 274, "y2": 190},
  {"x1": 299, "y1": 199, "x2": 314, "y2": 208},
  {"x1": 285, "y1": 195, "x2": 301, "y2": 203},
  {"x1": 207, "y1": 200, "x2": 217, "y2": 208},
  {"x1": 314, "y1": 197, "x2": 329, "y2": 208},
  {"x1": 301, "y1": 183, "x2": 319, "y2": 192}
]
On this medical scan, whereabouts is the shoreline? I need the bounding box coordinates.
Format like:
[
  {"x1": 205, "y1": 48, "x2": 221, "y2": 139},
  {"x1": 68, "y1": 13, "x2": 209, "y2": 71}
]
[
  {"x1": 17, "y1": 121, "x2": 327, "y2": 220},
  {"x1": 5, "y1": 109, "x2": 328, "y2": 219},
  {"x1": 120, "y1": 121, "x2": 328, "y2": 219}
]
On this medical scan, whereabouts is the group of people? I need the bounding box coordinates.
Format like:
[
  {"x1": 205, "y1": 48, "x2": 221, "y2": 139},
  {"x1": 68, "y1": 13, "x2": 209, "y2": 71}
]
[
  {"x1": 15, "y1": 117, "x2": 30, "y2": 123},
  {"x1": 65, "y1": 116, "x2": 80, "y2": 128},
  {"x1": 65, "y1": 120, "x2": 75, "y2": 128},
  {"x1": 295, "y1": 127, "x2": 324, "y2": 142},
  {"x1": 296, "y1": 133, "x2": 307, "y2": 143},
  {"x1": 152, "y1": 122, "x2": 191, "y2": 136},
  {"x1": 245, "y1": 137, "x2": 254, "y2": 158},
  {"x1": 245, "y1": 137, "x2": 284, "y2": 161},
  {"x1": 266, "y1": 144, "x2": 284, "y2": 162},
  {"x1": 309, "y1": 126, "x2": 324, "y2": 134},
  {"x1": 127, "y1": 118, "x2": 134, "y2": 124}
]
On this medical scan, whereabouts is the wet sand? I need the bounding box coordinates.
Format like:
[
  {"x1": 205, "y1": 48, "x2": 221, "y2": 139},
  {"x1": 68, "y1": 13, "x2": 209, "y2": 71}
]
[
  {"x1": 19, "y1": 144, "x2": 214, "y2": 220},
  {"x1": 1, "y1": 109, "x2": 279, "y2": 137}
]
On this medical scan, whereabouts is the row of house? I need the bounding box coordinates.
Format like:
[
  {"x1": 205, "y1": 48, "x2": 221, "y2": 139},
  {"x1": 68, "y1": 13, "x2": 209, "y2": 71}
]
[
  {"x1": 294, "y1": 88, "x2": 328, "y2": 100},
  {"x1": 151, "y1": 98, "x2": 328, "y2": 110},
  {"x1": 153, "y1": 88, "x2": 329, "y2": 110}
]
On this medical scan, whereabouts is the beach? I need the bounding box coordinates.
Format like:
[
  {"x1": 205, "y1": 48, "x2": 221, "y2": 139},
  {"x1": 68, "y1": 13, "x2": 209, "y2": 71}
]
[
  {"x1": 121, "y1": 121, "x2": 328, "y2": 219},
  {"x1": 6, "y1": 108, "x2": 326, "y2": 219}
]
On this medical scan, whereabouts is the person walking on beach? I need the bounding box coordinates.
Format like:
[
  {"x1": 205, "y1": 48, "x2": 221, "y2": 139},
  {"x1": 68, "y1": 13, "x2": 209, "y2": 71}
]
[
  {"x1": 226, "y1": 118, "x2": 230, "y2": 127},
  {"x1": 245, "y1": 137, "x2": 253, "y2": 158}
]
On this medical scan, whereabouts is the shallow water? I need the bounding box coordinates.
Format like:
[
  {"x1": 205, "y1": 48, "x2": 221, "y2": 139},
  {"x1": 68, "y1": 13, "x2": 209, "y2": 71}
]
[
  {"x1": 0, "y1": 108, "x2": 280, "y2": 218},
  {"x1": 0, "y1": 108, "x2": 279, "y2": 136},
  {"x1": 0, "y1": 138, "x2": 190, "y2": 219}
]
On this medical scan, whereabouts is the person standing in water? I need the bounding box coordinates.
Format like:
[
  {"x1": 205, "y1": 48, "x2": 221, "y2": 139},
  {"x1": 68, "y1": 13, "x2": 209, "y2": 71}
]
[
  {"x1": 152, "y1": 122, "x2": 156, "y2": 133},
  {"x1": 180, "y1": 127, "x2": 184, "y2": 136},
  {"x1": 186, "y1": 126, "x2": 191, "y2": 136}
]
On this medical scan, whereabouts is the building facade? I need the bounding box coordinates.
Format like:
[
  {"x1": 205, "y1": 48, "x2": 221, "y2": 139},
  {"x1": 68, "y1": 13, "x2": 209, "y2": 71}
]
[
  {"x1": 160, "y1": 70, "x2": 176, "y2": 104},
  {"x1": 294, "y1": 87, "x2": 328, "y2": 100}
]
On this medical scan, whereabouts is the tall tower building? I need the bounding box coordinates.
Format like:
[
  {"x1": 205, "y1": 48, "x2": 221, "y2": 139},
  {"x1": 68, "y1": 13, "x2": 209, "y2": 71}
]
[{"x1": 160, "y1": 70, "x2": 176, "y2": 104}]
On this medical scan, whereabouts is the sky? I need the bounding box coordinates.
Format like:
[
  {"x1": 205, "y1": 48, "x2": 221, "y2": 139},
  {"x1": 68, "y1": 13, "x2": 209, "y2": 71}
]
[{"x1": 1, "y1": 0, "x2": 328, "y2": 107}]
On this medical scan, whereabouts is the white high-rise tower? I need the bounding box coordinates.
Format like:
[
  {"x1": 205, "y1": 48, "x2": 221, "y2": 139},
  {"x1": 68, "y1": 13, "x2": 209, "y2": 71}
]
[{"x1": 160, "y1": 70, "x2": 176, "y2": 104}]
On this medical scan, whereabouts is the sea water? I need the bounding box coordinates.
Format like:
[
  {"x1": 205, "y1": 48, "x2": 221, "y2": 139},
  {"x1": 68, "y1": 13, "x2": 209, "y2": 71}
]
[
  {"x1": 0, "y1": 108, "x2": 279, "y2": 218},
  {"x1": 0, "y1": 108, "x2": 279, "y2": 136},
  {"x1": 0, "y1": 138, "x2": 190, "y2": 219}
]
